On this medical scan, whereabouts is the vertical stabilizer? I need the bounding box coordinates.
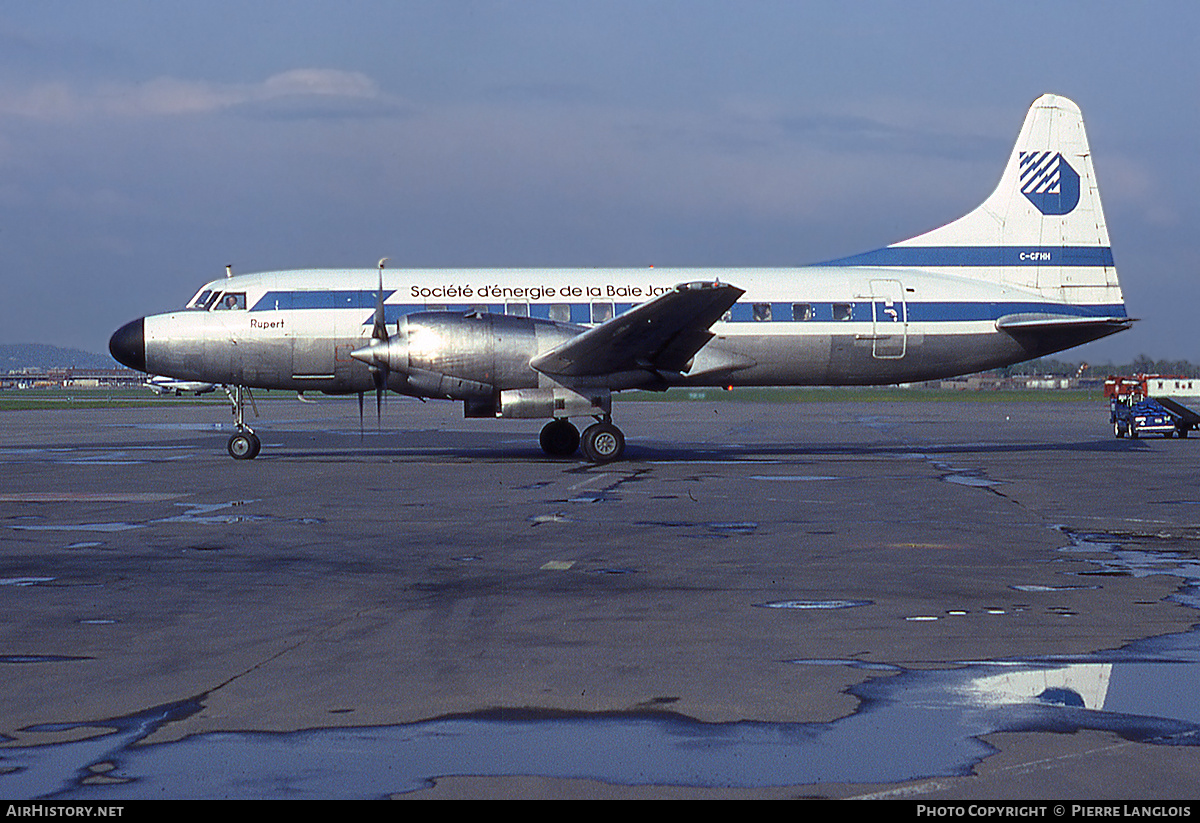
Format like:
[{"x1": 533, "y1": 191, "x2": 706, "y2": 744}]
[{"x1": 829, "y1": 95, "x2": 1122, "y2": 307}]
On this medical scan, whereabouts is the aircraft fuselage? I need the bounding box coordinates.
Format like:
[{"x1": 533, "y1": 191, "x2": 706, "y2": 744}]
[{"x1": 121, "y1": 264, "x2": 1123, "y2": 398}]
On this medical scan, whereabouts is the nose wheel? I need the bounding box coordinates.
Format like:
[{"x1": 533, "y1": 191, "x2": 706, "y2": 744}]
[
  {"x1": 227, "y1": 431, "x2": 261, "y2": 460},
  {"x1": 224, "y1": 384, "x2": 261, "y2": 460}
]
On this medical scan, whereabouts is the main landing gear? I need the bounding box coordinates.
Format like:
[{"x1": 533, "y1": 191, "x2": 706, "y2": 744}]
[
  {"x1": 539, "y1": 417, "x2": 626, "y2": 463},
  {"x1": 224, "y1": 385, "x2": 261, "y2": 460}
]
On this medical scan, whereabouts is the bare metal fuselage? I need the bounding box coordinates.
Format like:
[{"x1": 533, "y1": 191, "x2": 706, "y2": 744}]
[{"x1": 137, "y1": 265, "x2": 1123, "y2": 398}]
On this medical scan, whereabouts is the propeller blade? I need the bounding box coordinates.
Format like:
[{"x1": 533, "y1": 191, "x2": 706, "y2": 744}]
[
  {"x1": 367, "y1": 258, "x2": 390, "y2": 432},
  {"x1": 372, "y1": 258, "x2": 389, "y2": 342}
]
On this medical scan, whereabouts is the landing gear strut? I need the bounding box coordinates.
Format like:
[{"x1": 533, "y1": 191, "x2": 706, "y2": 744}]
[{"x1": 224, "y1": 384, "x2": 261, "y2": 460}]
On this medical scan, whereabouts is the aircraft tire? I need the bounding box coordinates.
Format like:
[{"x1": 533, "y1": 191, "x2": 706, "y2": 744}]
[
  {"x1": 1129, "y1": 424, "x2": 1139, "y2": 439},
  {"x1": 228, "y1": 432, "x2": 261, "y2": 460},
  {"x1": 1114, "y1": 422, "x2": 1124, "y2": 438},
  {"x1": 540, "y1": 419, "x2": 580, "y2": 457},
  {"x1": 581, "y1": 422, "x2": 625, "y2": 464}
]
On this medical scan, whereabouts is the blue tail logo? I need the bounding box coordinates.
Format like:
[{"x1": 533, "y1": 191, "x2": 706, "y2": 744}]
[{"x1": 1020, "y1": 152, "x2": 1080, "y2": 216}]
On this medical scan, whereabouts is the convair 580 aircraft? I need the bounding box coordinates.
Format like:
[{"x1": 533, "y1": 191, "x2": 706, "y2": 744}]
[{"x1": 109, "y1": 94, "x2": 1130, "y2": 462}]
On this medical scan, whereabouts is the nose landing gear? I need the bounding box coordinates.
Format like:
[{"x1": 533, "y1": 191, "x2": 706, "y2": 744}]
[{"x1": 224, "y1": 385, "x2": 261, "y2": 460}]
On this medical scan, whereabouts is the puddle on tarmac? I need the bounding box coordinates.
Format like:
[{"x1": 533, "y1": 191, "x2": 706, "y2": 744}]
[
  {"x1": 0, "y1": 445, "x2": 200, "y2": 466},
  {"x1": 5, "y1": 528, "x2": 1200, "y2": 798},
  {"x1": 633, "y1": 520, "x2": 759, "y2": 538},
  {"x1": 942, "y1": 474, "x2": 999, "y2": 488},
  {"x1": 749, "y1": 475, "x2": 841, "y2": 482},
  {"x1": 528, "y1": 513, "x2": 575, "y2": 525},
  {"x1": 706, "y1": 521, "x2": 758, "y2": 535},
  {"x1": 757, "y1": 600, "x2": 871, "y2": 610},
  {"x1": 8, "y1": 500, "x2": 322, "y2": 533}
]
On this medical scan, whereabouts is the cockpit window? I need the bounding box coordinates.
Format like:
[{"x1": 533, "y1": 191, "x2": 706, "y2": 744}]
[
  {"x1": 213, "y1": 292, "x2": 246, "y2": 311},
  {"x1": 188, "y1": 288, "x2": 221, "y2": 310}
]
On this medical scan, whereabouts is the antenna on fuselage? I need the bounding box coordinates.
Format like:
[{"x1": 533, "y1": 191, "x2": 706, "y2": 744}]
[{"x1": 225, "y1": 264, "x2": 233, "y2": 279}]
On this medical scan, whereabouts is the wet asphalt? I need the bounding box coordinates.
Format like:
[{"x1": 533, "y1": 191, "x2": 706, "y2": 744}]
[{"x1": 1, "y1": 395, "x2": 1199, "y2": 799}]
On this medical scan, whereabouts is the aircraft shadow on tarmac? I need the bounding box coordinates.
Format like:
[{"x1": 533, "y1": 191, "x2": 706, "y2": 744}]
[{"x1": 206, "y1": 433, "x2": 1153, "y2": 463}]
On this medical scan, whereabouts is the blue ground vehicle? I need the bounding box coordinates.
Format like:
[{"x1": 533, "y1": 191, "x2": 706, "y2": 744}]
[{"x1": 1111, "y1": 396, "x2": 1184, "y2": 438}]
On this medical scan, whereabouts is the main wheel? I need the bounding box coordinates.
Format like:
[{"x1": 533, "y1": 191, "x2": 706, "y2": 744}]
[
  {"x1": 227, "y1": 432, "x2": 261, "y2": 460},
  {"x1": 581, "y1": 422, "x2": 625, "y2": 464},
  {"x1": 540, "y1": 419, "x2": 580, "y2": 457},
  {"x1": 1114, "y1": 421, "x2": 1125, "y2": 438}
]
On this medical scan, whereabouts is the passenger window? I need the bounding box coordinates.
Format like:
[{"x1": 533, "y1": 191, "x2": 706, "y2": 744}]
[
  {"x1": 721, "y1": 309, "x2": 732, "y2": 322},
  {"x1": 549, "y1": 304, "x2": 571, "y2": 323},
  {"x1": 753, "y1": 303, "x2": 772, "y2": 322},
  {"x1": 505, "y1": 301, "x2": 529, "y2": 317},
  {"x1": 591, "y1": 302, "x2": 614, "y2": 324},
  {"x1": 791, "y1": 303, "x2": 813, "y2": 321},
  {"x1": 833, "y1": 303, "x2": 853, "y2": 321},
  {"x1": 214, "y1": 292, "x2": 246, "y2": 311}
]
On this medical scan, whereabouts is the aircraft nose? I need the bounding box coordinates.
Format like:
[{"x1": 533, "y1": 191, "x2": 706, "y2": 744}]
[{"x1": 109, "y1": 318, "x2": 146, "y2": 372}]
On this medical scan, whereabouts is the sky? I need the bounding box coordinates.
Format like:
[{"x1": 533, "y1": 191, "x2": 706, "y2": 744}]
[{"x1": 1, "y1": 0, "x2": 1197, "y2": 363}]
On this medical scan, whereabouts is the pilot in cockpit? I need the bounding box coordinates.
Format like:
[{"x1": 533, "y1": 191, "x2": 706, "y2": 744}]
[{"x1": 214, "y1": 292, "x2": 246, "y2": 310}]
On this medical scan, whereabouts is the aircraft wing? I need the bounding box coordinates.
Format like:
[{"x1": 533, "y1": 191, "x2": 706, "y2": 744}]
[{"x1": 531, "y1": 281, "x2": 744, "y2": 378}]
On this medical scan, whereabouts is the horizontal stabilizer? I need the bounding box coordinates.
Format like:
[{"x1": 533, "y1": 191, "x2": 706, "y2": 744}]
[
  {"x1": 994, "y1": 311, "x2": 1134, "y2": 354},
  {"x1": 531, "y1": 281, "x2": 744, "y2": 377},
  {"x1": 995, "y1": 313, "x2": 1134, "y2": 332}
]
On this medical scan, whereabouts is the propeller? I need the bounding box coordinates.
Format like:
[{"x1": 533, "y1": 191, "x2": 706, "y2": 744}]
[{"x1": 369, "y1": 258, "x2": 390, "y2": 427}]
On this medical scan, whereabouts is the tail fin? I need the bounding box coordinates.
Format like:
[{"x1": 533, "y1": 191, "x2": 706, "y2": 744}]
[{"x1": 829, "y1": 94, "x2": 1123, "y2": 308}]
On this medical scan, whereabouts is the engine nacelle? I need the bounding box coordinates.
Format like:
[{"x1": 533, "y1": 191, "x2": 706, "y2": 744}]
[
  {"x1": 353, "y1": 311, "x2": 580, "y2": 400},
  {"x1": 496, "y1": 387, "x2": 611, "y2": 419}
]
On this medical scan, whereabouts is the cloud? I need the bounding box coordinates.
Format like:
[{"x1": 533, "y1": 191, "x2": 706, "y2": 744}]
[
  {"x1": 261, "y1": 68, "x2": 378, "y2": 98},
  {"x1": 0, "y1": 69, "x2": 407, "y2": 120}
]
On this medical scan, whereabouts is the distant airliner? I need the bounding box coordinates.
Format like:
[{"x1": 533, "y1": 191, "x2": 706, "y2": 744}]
[
  {"x1": 145, "y1": 375, "x2": 216, "y2": 396},
  {"x1": 110, "y1": 94, "x2": 1130, "y2": 462}
]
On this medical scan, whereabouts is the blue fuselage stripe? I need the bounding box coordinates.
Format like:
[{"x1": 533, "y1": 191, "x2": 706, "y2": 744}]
[
  {"x1": 246, "y1": 292, "x2": 1127, "y2": 325},
  {"x1": 820, "y1": 246, "x2": 1115, "y2": 267}
]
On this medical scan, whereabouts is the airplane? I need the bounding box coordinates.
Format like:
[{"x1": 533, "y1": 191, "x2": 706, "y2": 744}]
[
  {"x1": 145, "y1": 375, "x2": 217, "y2": 396},
  {"x1": 109, "y1": 93, "x2": 1131, "y2": 463}
]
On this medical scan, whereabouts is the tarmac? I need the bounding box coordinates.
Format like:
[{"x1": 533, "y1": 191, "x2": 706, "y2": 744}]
[{"x1": 1, "y1": 393, "x2": 1199, "y2": 799}]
